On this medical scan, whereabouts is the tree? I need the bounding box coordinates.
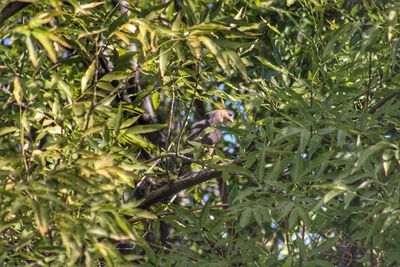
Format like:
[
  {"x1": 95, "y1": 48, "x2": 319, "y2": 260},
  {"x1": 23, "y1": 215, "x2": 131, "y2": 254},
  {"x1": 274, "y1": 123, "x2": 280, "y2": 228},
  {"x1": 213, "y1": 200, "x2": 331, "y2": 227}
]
[{"x1": 1, "y1": 0, "x2": 400, "y2": 265}]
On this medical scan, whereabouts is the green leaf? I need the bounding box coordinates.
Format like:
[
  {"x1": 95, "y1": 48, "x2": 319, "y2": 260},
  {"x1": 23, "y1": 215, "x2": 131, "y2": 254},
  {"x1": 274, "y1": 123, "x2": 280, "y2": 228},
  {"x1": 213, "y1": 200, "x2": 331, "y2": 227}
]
[
  {"x1": 25, "y1": 34, "x2": 38, "y2": 67},
  {"x1": 46, "y1": 31, "x2": 71, "y2": 49},
  {"x1": 81, "y1": 60, "x2": 96, "y2": 92},
  {"x1": 96, "y1": 81, "x2": 115, "y2": 91},
  {"x1": 337, "y1": 129, "x2": 346, "y2": 146},
  {"x1": 299, "y1": 129, "x2": 311, "y2": 152},
  {"x1": 312, "y1": 189, "x2": 345, "y2": 212},
  {"x1": 253, "y1": 206, "x2": 265, "y2": 226},
  {"x1": 151, "y1": 92, "x2": 160, "y2": 110},
  {"x1": 222, "y1": 165, "x2": 255, "y2": 178},
  {"x1": 225, "y1": 50, "x2": 247, "y2": 78},
  {"x1": 257, "y1": 142, "x2": 266, "y2": 181},
  {"x1": 308, "y1": 134, "x2": 321, "y2": 156},
  {"x1": 28, "y1": 12, "x2": 52, "y2": 28},
  {"x1": 100, "y1": 71, "x2": 130, "y2": 81},
  {"x1": 128, "y1": 209, "x2": 158, "y2": 219},
  {"x1": 0, "y1": 127, "x2": 19, "y2": 137},
  {"x1": 311, "y1": 237, "x2": 338, "y2": 255},
  {"x1": 120, "y1": 116, "x2": 141, "y2": 129},
  {"x1": 187, "y1": 36, "x2": 202, "y2": 59},
  {"x1": 121, "y1": 132, "x2": 151, "y2": 149},
  {"x1": 255, "y1": 56, "x2": 286, "y2": 74},
  {"x1": 159, "y1": 46, "x2": 171, "y2": 77},
  {"x1": 125, "y1": 124, "x2": 166, "y2": 135},
  {"x1": 13, "y1": 77, "x2": 24, "y2": 106},
  {"x1": 198, "y1": 36, "x2": 229, "y2": 73},
  {"x1": 189, "y1": 23, "x2": 231, "y2": 32},
  {"x1": 57, "y1": 80, "x2": 73, "y2": 104},
  {"x1": 288, "y1": 208, "x2": 298, "y2": 229},
  {"x1": 287, "y1": 0, "x2": 296, "y2": 6},
  {"x1": 276, "y1": 127, "x2": 302, "y2": 142},
  {"x1": 200, "y1": 200, "x2": 211, "y2": 227},
  {"x1": 32, "y1": 30, "x2": 57, "y2": 63},
  {"x1": 353, "y1": 143, "x2": 387, "y2": 173},
  {"x1": 114, "y1": 103, "x2": 122, "y2": 137},
  {"x1": 240, "y1": 208, "x2": 252, "y2": 228},
  {"x1": 113, "y1": 212, "x2": 137, "y2": 240},
  {"x1": 297, "y1": 207, "x2": 312, "y2": 229},
  {"x1": 30, "y1": 199, "x2": 49, "y2": 237}
]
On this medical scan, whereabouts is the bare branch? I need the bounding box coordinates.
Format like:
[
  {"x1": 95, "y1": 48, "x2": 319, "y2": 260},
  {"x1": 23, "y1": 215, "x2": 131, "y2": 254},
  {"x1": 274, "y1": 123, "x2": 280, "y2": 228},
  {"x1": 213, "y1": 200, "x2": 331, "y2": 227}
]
[
  {"x1": 368, "y1": 90, "x2": 400, "y2": 113},
  {"x1": 0, "y1": 1, "x2": 30, "y2": 25},
  {"x1": 165, "y1": 85, "x2": 176, "y2": 150},
  {"x1": 137, "y1": 169, "x2": 222, "y2": 209},
  {"x1": 353, "y1": 70, "x2": 400, "y2": 100}
]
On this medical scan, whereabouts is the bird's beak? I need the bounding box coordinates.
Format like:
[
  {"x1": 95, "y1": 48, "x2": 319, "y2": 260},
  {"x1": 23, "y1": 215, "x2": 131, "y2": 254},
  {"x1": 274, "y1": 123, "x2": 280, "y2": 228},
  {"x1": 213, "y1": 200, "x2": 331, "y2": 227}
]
[{"x1": 225, "y1": 117, "x2": 234, "y2": 124}]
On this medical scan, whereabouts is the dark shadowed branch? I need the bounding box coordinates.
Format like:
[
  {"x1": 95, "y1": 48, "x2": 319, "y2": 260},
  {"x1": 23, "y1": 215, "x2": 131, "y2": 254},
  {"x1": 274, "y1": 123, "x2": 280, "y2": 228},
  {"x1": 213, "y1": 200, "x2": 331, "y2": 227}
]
[
  {"x1": 137, "y1": 169, "x2": 223, "y2": 209},
  {"x1": 368, "y1": 90, "x2": 400, "y2": 113},
  {"x1": 0, "y1": 1, "x2": 30, "y2": 25}
]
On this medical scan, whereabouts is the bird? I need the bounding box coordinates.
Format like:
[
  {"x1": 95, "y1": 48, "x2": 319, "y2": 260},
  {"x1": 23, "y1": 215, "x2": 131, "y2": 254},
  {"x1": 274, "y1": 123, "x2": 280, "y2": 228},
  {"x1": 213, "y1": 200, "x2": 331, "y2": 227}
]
[
  {"x1": 178, "y1": 109, "x2": 234, "y2": 177},
  {"x1": 134, "y1": 109, "x2": 234, "y2": 200}
]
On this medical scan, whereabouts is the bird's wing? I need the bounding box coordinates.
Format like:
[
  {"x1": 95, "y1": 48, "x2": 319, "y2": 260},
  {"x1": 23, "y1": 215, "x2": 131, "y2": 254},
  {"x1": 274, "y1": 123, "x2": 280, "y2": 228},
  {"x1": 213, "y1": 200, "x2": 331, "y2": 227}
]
[
  {"x1": 179, "y1": 109, "x2": 233, "y2": 177},
  {"x1": 187, "y1": 114, "x2": 212, "y2": 141},
  {"x1": 201, "y1": 129, "x2": 222, "y2": 145}
]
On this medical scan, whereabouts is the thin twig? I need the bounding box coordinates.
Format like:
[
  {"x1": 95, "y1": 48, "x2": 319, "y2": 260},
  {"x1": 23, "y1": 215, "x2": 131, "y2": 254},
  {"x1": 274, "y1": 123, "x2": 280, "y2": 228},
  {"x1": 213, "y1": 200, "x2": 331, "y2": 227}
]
[
  {"x1": 369, "y1": 237, "x2": 374, "y2": 266},
  {"x1": 166, "y1": 85, "x2": 176, "y2": 151},
  {"x1": 364, "y1": 52, "x2": 372, "y2": 107},
  {"x1": 353, "y1": 70, "x2": 400, "y2": 100},
  {"x1": 18, "y1": 47, "x2": 29, "y2": 175},
  {"x1": 164, "y1": 85, "x2": 176, "y2": 177},
  {"x1": 145, "y1": 240, "x2": 199, "y2": 260},
  {"x1": 83, "y1": 42, "x2": 100, "y2": 131},
  {"x1": 18, "y1": 46, "x2": 27, "y2": 75},
  {"x1": 83, "y1": 39, "x2": 110, "y2": 131},
  {"x1": 130, "y1": 204, "x2": 228, "y2": 223},
  {"x1": 144, "y1": 152, "x2": 214, "y2": 169},
  {"x1": 176, "y1": 62, "x2": 201, "y2": 156},
  {"x1": 284, "y1": 218, "x2": 292, "y2": 266}
]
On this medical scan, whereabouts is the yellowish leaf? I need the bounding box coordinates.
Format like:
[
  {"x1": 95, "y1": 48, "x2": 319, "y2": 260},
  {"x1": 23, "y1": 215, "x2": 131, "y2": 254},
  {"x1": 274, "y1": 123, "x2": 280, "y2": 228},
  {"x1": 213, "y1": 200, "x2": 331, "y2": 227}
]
[
  {"x1": 25, "y1": 35, "x2": 38, "y2": 67},
  {"x1": 13, "y1": 77, "x2": 24, "y2": 106},
  {"x1": 81, "y1": 60, "x2": 96, "y2": 92},
  {"x1": 32, "y1": 30, "x2": 57, "y2": 63}
]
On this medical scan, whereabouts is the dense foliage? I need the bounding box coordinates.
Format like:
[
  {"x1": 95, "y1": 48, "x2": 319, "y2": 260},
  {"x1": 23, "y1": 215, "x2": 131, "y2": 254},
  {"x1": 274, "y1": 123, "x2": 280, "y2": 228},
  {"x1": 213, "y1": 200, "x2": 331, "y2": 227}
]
[{"x1": 1, "y1": 0, "x2": 400, "y2": 266}]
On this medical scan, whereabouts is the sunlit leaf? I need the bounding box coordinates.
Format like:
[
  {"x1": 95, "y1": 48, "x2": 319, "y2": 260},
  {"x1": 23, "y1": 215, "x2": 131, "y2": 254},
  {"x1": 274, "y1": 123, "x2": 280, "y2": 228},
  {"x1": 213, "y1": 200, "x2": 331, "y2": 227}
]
[
  {"x1": 100, "y1": 71, "x2": 130, "y2": 81},
  {"x1": 81, "y1": 60, "x2": 96, "y2": 92},
  {"x1": 32, "y1": 30, "x2": 57, "y2": 63},
  {"x1": 0, "y1": 127, "x2": 19, "y2": 137},
  {"x1": 159, "y1": 46, "x2": 171, "y2": 77},
  {"x1": 30, "y1": 199, "x2": 49, "y2": 237},
  {"x1": 125, "y1": 124, "x2": 166, "y2": 135},
  {"x1": 25, "y1": 34, "x2": 38, "y2": 67},
  {"x1": 13, "y1": 77, "x2": 24, "y2": 106}
]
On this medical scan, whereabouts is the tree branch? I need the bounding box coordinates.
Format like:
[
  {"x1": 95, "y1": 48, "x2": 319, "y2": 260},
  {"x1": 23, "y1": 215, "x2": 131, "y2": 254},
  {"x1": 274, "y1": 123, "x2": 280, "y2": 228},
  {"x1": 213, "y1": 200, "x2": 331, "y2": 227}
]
[
  {"x1": 0, "y1": 1, "x2": 30, "y2": 25},
  {"x1": 368, "y1": 90, "x2": 400, "y2": 113},
  {"x1": 137, "y1": 169, "x2": 222, "y2": 209}
]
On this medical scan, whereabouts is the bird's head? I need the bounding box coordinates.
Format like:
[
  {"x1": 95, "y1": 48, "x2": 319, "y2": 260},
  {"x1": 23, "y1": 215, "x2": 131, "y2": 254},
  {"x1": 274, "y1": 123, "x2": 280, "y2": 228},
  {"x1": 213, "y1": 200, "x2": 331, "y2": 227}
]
[
  {"x1": 203, "y1": 109, "x2": 235, "y2": 126},
  {"x1": 219, "y1": 109, "x2": 234, "y2": 124}
]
